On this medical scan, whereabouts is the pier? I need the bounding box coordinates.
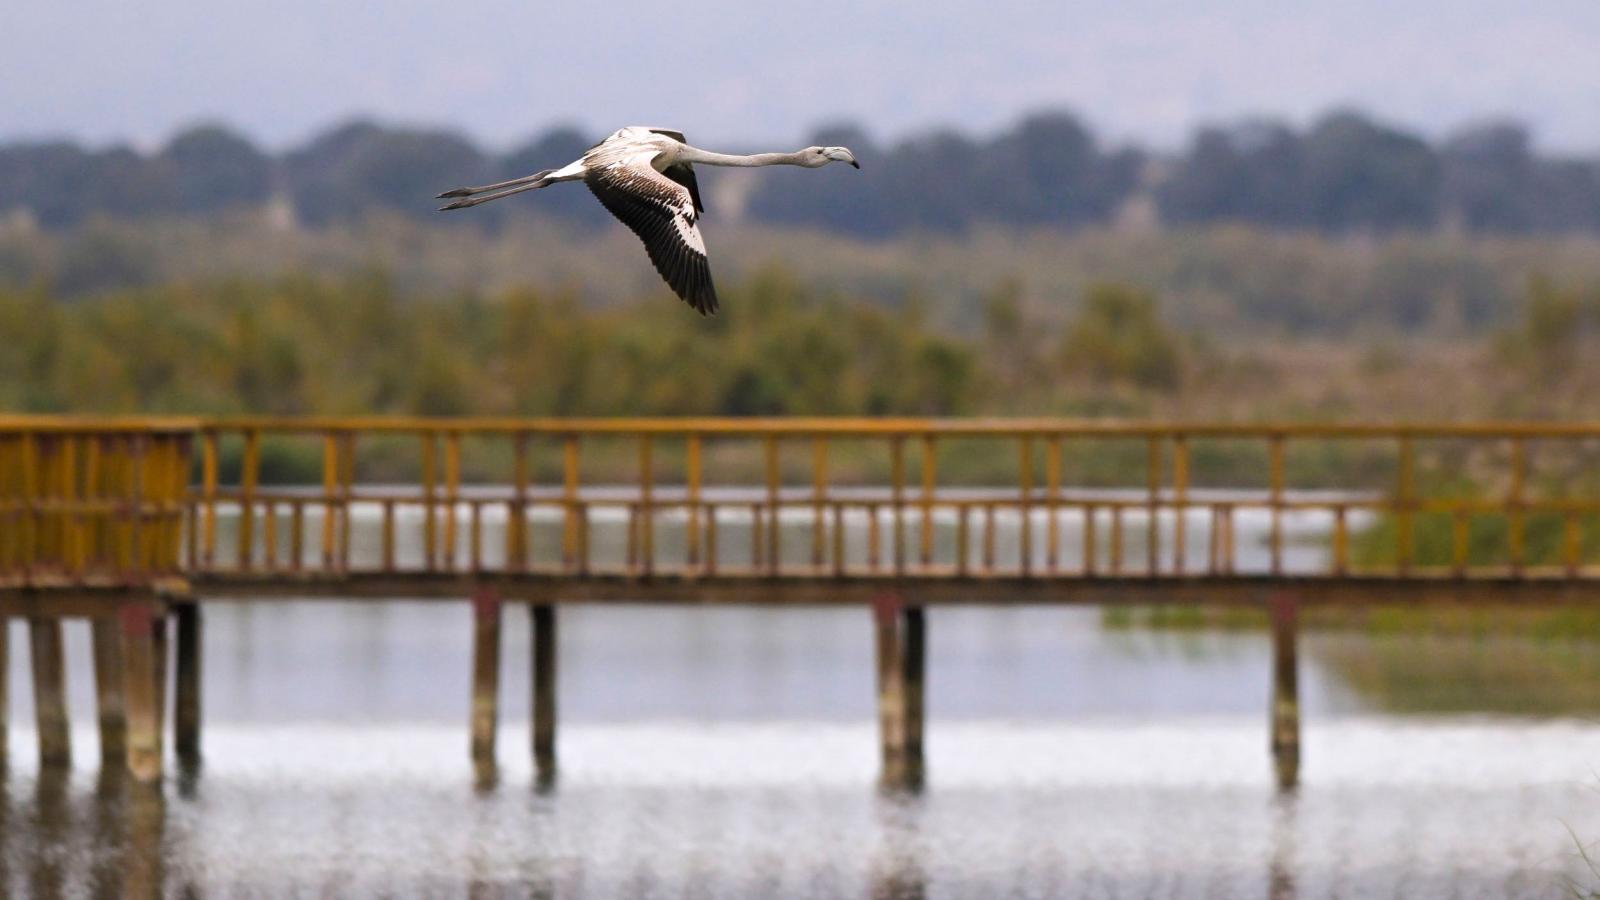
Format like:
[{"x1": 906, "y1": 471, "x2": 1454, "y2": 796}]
[{"x1": 5, "y1": 416, "x2": 1600, "y2": 790}]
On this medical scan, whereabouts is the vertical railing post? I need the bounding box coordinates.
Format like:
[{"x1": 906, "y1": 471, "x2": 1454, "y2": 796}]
[
  {"x1": 1084, "y1": 503, "x2": 1097, "y2": 576},
  {"x1": 1110, "y1": 506, "x2": 1124, "y2": 575},
  {"x1": 421, "y1": 432, "x2": 438, "y2": 571},
  {"x1": 890, "y1": 437, "x2": 905, "y2": 575},
  {"x1": 1332, "y1": 506, "x2": 1348, "y2": 576},
  {"x1": 339, "y1": 432, "x2": 355, "y2": 572},
  {"x1": 639, "y1": 434, "x2": 654, "y2": 576},
  {"x1": 322, "y1": 432, "x2": 339, "y2": 572},
  {"x1": 562, "y1": 434, "x2": 580, "y2": 573},
  {"x1": 1508, "y1": 437, "x2": 1527, "y2": 576},
  {"x1": 1018, "y1": 434, "x2": 1033, "y2": 576},
  {"x1": 85, "y1": 435, "x2": 104, "y2": 574},
  {"x1": 813, "y1": 436, "x2": 829, "y2": 570},
  {"x1": 201, "y1": 430, "x2": 218, "y2": 570},
  {"x1": 444, "y1": 431, "x2": 462, "y2": 572},
  {"x1": 381, "y1": 499, "x2": 396, "y2": 572},
  {"x1": 1396, "y1": 435, "x2": 1415, "y2": 574},
  {"x1": 19, "y1": 433, "x2": 37, "y2": 581},
  {"x1": 510, "y1": 432, "x2": 530, "y2": 572},
  {"x1": 956, "y1": 504, "x2": 970, "y2": 576},
  {"x1": 686, "y1": 435, "x2": 703, "y2": 572},
  {"x1": 128, "y1": 435, "x2": 146, "y2": 577},
  {"x1": 1269, "y1": 434, "x2": 1285, "y2": 575},
  {"x1": 237, "y1": 429, "x2": 259, "y2": 571},
  {"x1": 919, "y1": 435, "x2": 936, "y2": 570},
  {"x1": 1171, "y1": 434, "x2": 1188, "y2": 575},
  {"x1": 1046, "y1": 435, "x2": 1061, "y2": 573},
  {"x1": 765, "y1": 435, "x2": 780, "y2": 575},
  {"x1": 58, "y1": 436, "x2": 78, "y2": 577},
  {"x1": 1145, "y1": 436, "x2": 1161, "y2": 576}
]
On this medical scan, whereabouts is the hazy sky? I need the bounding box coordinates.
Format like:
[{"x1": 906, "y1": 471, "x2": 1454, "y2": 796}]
[{"x1": 5, "y1": 0, "x2": 1599, "y2": 152}]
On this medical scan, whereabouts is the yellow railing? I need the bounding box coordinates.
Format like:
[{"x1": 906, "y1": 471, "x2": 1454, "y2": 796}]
[
  {"x1": 0, "y1": 418, "x2": 194, "y2": 587},
  {"x1": 170, "y1": 417, "x2": 1600, "y2": 582},
  {"x1": 6, "y1": 416, "x2": 1600, "y2": 587}
]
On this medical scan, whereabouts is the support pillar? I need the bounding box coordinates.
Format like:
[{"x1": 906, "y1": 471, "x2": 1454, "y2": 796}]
[
  {"x1": 1270, "y1": 593, "x2": 1301, "y2": 791},
  {"x1": 153, "y1": 609, "x2": 169, "y2": 763},
  {"x1": 874, "y1": 594, "x2": 925, "y2": 790},
  {"x1": 29, "y1": 618, "x2": 70, "y2": 768},
  {"x1": 91, "y1": 616, "x2": 127, "y2": 768},
  {"x1": 120, "y1": 602, "x2": 164, "y2": 783},
  {"x1": 902, "y1": 606, "x2": 926, "y2": 789},
  {"x1": 174, "y1": 603, "x2": 203, "y2": 768},
  {"x1": 470, "y1": 588, "x2": 502, "y2": 786},
  {"x1": 531, "y1": 603, "x2": 557, "y2": 787}
]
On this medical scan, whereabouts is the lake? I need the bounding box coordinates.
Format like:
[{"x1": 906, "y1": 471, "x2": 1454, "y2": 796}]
[{"x1": 4, "y1": 504, "x2": 1600, "y2": 898}]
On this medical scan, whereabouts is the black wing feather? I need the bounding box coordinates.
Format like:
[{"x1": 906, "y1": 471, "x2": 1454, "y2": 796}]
[
  {"x1": 645, "y1": 129, "x2": 704, "y2": 213},
  {"x1": 586, "y1": 167, "x2": 719, "y2": 315},
  {"x1": 662, "y1": 164, "x2": 705, "y2": 214}
]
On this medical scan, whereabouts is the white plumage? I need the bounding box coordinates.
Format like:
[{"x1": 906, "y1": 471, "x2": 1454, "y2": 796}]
[{"x1": 439, "y1": 127, "x2": 859, "y2": 315}]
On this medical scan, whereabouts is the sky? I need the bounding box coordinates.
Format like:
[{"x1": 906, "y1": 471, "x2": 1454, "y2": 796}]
[{"x1": 4, "y1": 0, "x2": 1599, "y2": 153}]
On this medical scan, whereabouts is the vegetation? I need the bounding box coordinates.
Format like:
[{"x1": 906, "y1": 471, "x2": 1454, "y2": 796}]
[{"x1": 3, "y1": 109, "x2": 1598, "y2": 237}]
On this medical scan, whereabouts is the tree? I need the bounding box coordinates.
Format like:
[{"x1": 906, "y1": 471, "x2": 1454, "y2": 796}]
[
  {"x1": 286, "y1": 120, "x2": 488, "y2": 224},
  {"x1": 1061, "y1": 283, "x2": 1181, "y2": 390},
  {"x1": 1302, "y1": 111, "x2": 1440, "y2": 232},
  {"x1": 162, "y1": 124, "x2": 273, "y2": 214}
]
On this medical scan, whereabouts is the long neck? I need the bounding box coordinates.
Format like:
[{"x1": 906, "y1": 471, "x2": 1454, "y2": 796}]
[{"x1": 677, "y1": 147, "x2": 808, "y2": 168}]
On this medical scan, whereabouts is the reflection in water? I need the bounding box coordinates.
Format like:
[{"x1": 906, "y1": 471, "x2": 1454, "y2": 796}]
[
  {"x1": 1268, "y1": 795, "x2": 1297, "y2": 900},
  {"x1": 30, "y1": 768, "x2": 69, "y2": 900},
  {"x1": 2, "y1": 723, "x2": 1599, "y2": 897},
  {"x1": 872, "y1": 794, "x2": 927, "y2": 900}
]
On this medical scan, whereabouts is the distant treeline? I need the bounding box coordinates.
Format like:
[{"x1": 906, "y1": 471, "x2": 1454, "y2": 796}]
[{"x1": 3, "y1": 110, "x2": 1598, "y2": 236}]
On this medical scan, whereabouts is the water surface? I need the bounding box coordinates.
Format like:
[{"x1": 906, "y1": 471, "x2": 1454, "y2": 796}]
[{"x1": 5, "y1": 604, "x2": 1600, "y2": 898}]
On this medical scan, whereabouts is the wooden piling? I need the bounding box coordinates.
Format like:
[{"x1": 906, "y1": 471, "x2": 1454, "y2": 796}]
[
  {"x1": 531, "y1": 603, "x2": 557, "y2": 786},
  {"x1": 874, "y1": 595, "x2": 906, "y2": 787},
  {"x1": 120, "y1": 603, "x2": 164, "y2": 782},
  {"x1": 174, "y1": 603, "x2": 202, "y2": 767},
  {"x1": 152, "y1": 609, "x2": 169, "y2": 761},
  {"x1": 29, "y1": 618, "x2": 70, "y2": 768},
  {"x1": 91, "y1": 616, "x2": 127, "y2": 767},
  {"x1": 874, "y1": 595, "x2": 923, "y2": 790},
  {"x1": 902, "y1": 606, "x2": 926, "y2": 789},
  {"x1": 1270, "y1": 593, "x2": 1301, "y2": 791},
  {"x1": 470, "y1": 588, "x2": 501, "y2": 785}
]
